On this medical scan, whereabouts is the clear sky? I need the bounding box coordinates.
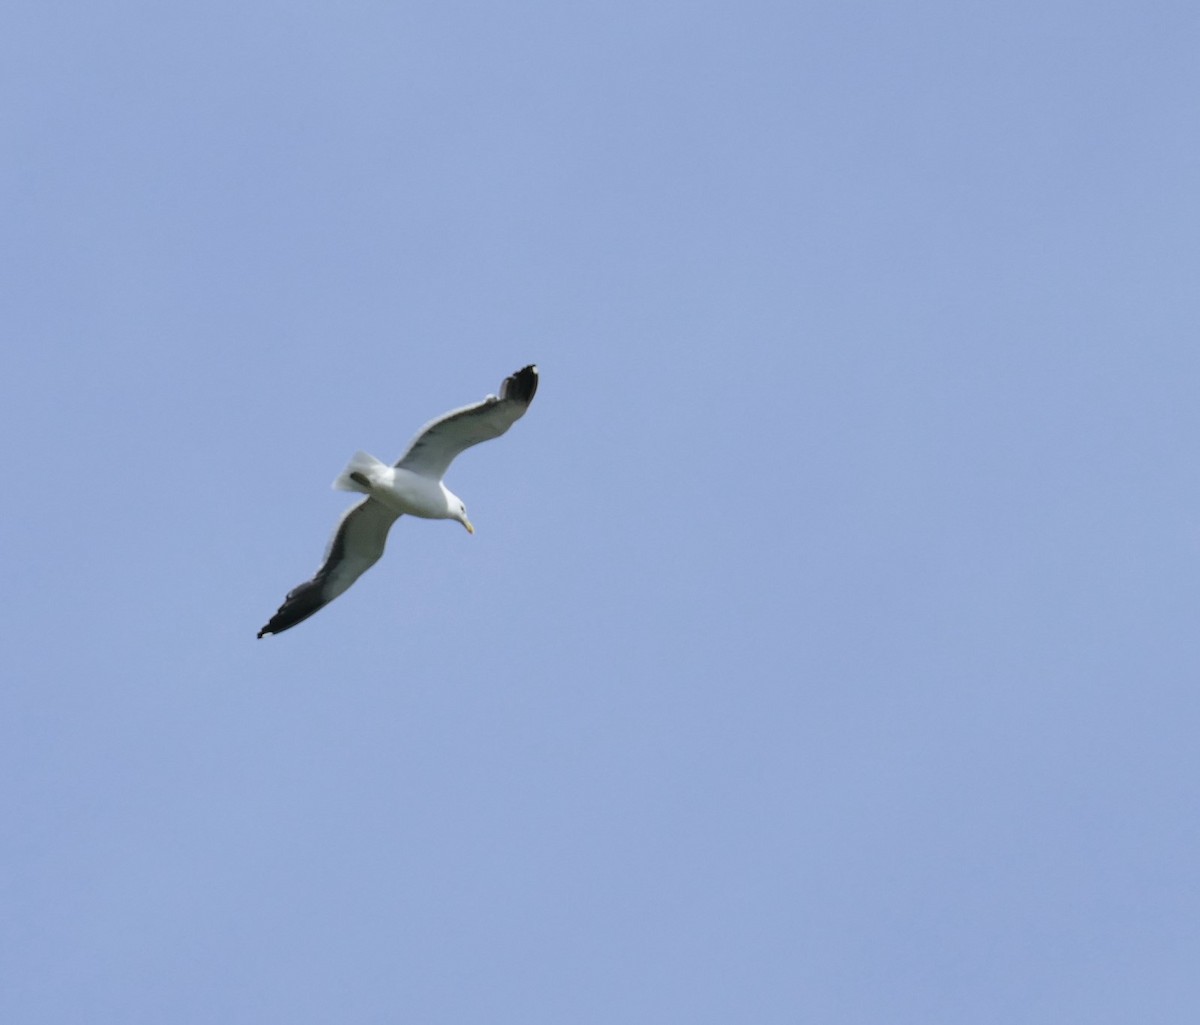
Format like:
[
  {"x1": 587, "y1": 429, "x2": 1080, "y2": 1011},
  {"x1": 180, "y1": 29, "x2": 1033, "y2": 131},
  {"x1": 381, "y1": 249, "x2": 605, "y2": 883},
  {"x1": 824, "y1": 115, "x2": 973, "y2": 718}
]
[{"x1": 4, "y1": 2, "x2": 1199, "y2": 1022}]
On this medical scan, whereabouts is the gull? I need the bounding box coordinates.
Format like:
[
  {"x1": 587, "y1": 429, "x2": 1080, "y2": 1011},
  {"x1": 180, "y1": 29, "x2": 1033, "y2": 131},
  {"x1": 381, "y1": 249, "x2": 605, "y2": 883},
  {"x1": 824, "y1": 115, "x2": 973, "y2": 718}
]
[{"x1": 258, "y1": 364, "x2": 538, "y2": 637}]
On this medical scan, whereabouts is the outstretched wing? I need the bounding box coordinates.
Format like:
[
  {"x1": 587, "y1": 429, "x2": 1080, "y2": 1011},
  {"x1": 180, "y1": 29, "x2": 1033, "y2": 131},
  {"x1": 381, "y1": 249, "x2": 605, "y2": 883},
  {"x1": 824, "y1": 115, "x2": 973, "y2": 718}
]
[
  {"x1": 395, "y1": 364, "x2": 538, "y2": 480},
  {"x1": 257, "y1": 498, "x2": 400, "y2": 638}
]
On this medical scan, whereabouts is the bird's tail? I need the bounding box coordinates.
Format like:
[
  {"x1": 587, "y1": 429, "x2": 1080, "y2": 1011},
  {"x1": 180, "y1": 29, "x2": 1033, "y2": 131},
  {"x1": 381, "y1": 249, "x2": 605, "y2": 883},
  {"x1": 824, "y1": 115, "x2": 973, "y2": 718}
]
[{"x1": 332, "y1": 451, "x2": 389, "y2": 494}]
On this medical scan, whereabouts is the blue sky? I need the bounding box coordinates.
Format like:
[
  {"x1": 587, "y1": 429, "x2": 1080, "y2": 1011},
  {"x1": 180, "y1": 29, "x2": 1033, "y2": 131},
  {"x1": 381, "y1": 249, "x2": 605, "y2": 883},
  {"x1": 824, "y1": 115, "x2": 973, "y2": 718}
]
[{"x1": 4, "y1": 2, "x2": 1199, "y2": 1021}]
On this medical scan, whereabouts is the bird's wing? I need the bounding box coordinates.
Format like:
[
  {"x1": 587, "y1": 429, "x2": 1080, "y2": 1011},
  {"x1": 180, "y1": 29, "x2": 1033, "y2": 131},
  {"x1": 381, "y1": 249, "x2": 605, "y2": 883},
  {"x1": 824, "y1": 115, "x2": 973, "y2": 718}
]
[
  {"x1": 394, "y1": 364, "x2": 538, "y2": 480},
  {"x1": 257, "y1": 498, "x2": 400, "y2": 638}
]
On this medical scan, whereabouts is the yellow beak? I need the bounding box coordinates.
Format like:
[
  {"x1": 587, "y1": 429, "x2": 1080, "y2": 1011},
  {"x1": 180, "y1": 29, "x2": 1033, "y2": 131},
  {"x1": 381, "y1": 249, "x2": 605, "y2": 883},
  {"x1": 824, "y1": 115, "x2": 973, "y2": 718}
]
[{"x1": 463, "y1": 518, "x2": 475, "y2": 534}]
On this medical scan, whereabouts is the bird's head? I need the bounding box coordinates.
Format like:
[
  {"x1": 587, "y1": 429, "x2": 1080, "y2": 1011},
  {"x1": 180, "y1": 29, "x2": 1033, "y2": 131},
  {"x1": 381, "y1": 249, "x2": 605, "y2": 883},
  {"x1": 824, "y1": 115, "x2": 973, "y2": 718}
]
[{"x1": 453, "y1": 498, "x2": 474, "y2": 534}]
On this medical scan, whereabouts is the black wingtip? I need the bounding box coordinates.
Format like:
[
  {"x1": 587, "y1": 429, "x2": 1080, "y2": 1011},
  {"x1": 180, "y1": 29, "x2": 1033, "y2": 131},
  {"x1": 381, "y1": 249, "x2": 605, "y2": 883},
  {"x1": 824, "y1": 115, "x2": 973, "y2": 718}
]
[
  {"x1": 257, "y1": 579, "x2": 330, "y2": 639},
  {"x1": 502, "y1": 364, "x2": 538, "y2": 405}
]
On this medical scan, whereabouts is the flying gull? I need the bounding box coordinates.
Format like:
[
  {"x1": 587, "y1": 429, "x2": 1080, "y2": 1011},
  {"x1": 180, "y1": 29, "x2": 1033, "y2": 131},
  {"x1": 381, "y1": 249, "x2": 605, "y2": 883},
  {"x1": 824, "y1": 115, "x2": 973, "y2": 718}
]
[{"x1": 258, "y1": 364, "x2": 538, "y2": 638}]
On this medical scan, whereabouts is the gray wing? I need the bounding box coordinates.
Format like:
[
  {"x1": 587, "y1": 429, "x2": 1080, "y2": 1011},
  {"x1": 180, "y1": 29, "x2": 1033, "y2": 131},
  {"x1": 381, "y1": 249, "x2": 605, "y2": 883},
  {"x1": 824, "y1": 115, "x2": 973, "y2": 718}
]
[
  {"x1": 394, "y1": 364, "x2": 538, "y2": 480},
  {"x1": 257, "y1": 498, "x2": 401, "y2": 638}
]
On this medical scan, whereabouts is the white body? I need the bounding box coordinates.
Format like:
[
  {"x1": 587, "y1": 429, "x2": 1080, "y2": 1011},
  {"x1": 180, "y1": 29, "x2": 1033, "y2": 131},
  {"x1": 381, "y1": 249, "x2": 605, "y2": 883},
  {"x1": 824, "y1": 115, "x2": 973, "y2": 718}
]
[{"x1": 333, "y1": 451, "x2": 468, "y2": 525}]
